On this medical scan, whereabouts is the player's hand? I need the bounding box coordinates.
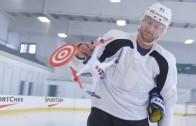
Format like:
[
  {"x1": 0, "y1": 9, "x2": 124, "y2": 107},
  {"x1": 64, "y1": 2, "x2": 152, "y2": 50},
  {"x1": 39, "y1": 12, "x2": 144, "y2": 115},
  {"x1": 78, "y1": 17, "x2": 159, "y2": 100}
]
[
  {"x1": 148, "y1": 88, "x2": 165, "y2": 122},
  {"x1": 76, "y1": 42, "x2": 94, "y2": 58}
]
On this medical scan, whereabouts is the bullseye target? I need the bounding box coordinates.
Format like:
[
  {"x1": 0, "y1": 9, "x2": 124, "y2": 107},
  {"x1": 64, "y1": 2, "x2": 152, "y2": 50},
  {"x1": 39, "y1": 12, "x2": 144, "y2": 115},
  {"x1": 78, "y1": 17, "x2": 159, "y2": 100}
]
[{"x1": 50, "y1": 43, "x2": 77, "y2": 67}]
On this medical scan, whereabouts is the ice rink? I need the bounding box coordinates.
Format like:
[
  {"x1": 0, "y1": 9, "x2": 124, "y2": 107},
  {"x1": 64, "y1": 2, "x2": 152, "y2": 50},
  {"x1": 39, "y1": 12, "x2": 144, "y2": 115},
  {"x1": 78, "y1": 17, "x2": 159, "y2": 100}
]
[
  {"x1": 0, "y1": 110, "x2": 195, "y2": 126},
  {"x1": 1, "y1": 1, "x2": 196, "y2": 126}
]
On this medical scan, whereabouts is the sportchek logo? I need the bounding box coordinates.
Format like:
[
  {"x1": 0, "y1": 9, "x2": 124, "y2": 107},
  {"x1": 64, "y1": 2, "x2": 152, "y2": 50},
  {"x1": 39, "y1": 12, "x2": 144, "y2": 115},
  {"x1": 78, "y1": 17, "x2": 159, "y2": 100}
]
[
  {"x1": 48, "y1": 103, "x2": 60, "y2": 108},
  {"x1": 0, "y1": 103, "x2": 17, "y2": 108},
  {"x1": 0, "y1": 96, "x2": 23, "y2": 102},
  {"x1": 45, "y1": 97, "x2": 63, "y2": 108},
  {"x1": 0, "y1": 96, "x2": 22, "y2": 109}
]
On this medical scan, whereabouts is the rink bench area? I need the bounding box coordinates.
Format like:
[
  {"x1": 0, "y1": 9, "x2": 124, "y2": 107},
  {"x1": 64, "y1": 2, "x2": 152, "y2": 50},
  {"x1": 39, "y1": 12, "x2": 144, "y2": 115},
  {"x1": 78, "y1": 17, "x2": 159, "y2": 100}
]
[{"x1": 0, "y1": 95, "x2": 190, "y2": 116}]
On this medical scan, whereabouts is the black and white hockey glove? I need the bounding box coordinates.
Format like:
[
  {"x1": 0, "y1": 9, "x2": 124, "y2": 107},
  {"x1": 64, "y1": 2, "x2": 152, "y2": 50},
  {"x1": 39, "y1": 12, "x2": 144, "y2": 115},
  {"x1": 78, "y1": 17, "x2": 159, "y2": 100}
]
[{"x1": 148, "y1": 88, "x2": 165, "y2": 122}]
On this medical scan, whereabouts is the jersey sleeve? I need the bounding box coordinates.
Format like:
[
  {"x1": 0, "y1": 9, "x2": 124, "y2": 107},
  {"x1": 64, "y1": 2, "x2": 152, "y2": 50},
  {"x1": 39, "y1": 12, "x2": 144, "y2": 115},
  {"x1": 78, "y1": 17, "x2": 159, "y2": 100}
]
[{"x1": 158, "y1": 54, "x2": 177, "y2": 126}]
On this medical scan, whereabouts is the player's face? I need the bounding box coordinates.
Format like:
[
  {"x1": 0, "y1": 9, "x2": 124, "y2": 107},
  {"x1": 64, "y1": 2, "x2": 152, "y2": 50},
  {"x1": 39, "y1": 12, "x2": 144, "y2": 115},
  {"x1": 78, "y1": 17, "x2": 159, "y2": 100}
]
[{"x1": 140, "y1": 16, "x2": 165, "y2": 43}]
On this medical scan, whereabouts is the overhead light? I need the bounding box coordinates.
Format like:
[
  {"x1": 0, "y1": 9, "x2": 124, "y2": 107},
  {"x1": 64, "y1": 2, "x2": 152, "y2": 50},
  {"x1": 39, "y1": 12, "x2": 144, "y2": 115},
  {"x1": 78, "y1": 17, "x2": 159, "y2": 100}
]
[
  {"x1": 184, "y1": 39, "x2": 194, "y2": 44},
  {"x1": 116, "y1": 20, "x2": 126, "y2": 26},
  {"x1": 38, "y1": 17, "x2": 50, "y2": 23},
  {"x1": 58, "y1": 33, "x2": 67, "y2": 38},
  {"x1": 110, "y1": 0, "x2": 121, "y2": 2}
]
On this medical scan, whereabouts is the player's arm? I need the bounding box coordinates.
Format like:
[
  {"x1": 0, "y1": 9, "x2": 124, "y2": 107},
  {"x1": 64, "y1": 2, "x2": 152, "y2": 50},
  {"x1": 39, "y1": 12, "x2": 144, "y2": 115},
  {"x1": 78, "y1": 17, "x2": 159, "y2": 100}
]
[
  {"x1": 158, "y1": 55, "x2": 177, "y2": 126},
  {"x1": 70, "y1": 29, "x2": 119, "y2": 70}
]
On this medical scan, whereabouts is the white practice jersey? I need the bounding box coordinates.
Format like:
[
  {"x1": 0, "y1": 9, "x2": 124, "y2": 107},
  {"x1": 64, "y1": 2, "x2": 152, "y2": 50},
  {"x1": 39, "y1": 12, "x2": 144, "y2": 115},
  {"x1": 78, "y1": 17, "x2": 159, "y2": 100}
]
[{"x1": 71, "y1": 30, "x2": 177, "y2": 126}]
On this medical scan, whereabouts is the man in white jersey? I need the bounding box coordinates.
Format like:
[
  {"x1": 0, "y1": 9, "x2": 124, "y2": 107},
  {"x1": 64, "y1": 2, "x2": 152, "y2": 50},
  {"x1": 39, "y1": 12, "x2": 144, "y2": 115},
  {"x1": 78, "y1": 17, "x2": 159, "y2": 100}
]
[{"x1": 71, "y1": 3, "x2": 177, "y2": 126}]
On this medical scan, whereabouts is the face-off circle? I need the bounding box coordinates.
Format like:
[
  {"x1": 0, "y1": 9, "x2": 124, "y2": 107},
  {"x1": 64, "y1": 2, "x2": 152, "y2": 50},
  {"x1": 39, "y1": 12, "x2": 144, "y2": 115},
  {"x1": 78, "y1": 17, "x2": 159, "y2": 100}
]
[{"x1": 50, "y1": 43, "x2": 77, "y2": 67}]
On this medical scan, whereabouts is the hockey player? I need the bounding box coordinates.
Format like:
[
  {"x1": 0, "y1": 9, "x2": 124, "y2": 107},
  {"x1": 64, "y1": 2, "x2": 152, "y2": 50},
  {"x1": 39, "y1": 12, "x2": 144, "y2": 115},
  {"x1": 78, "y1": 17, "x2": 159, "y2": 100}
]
[{"x1": 71, "y1": 3, "x2": 177, "y2": 126}]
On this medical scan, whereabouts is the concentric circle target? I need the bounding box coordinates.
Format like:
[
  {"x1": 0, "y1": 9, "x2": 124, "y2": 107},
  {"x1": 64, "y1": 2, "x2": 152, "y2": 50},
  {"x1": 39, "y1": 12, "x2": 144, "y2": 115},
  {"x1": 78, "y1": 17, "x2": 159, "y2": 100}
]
[{"x1": 49, "y1": 43, "x2": 77, "y2": 67}]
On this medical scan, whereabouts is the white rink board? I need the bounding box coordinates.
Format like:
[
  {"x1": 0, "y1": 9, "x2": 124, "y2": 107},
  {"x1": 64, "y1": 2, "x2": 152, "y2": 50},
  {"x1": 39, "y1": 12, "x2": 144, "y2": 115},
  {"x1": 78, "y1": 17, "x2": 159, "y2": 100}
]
[{"x1": 0, "y1": 95, "x2": 196, "y2": 126}]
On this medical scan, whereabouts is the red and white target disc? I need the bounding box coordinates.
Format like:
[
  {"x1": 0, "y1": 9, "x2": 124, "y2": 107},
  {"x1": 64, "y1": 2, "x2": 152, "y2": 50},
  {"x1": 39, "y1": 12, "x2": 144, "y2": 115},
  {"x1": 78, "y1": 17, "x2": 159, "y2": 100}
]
[{"x1": 50, "y1": 43, "x2": 77, "y2": 67}]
